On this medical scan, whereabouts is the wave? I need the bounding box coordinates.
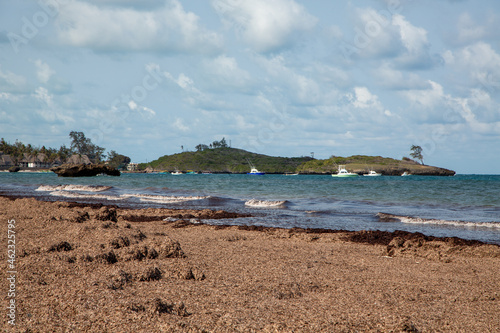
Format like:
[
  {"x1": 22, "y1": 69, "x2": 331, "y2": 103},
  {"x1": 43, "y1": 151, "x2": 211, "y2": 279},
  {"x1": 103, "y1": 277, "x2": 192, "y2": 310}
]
[
  {"x1": 48, "y1": 191, "x2": 125, "y2": 201},
  {"x1": 377, "y1": 213, "x2": 500, "y2": 229},
  {"x1": 245, "y1": 199, "x2": 288, "y2": 208},
  {"x1": 121, "y1": 193, "x2": 210, "y2": 203},
  {"x1": 36, "y1": 184, "x2": 112, "y2": 192}
]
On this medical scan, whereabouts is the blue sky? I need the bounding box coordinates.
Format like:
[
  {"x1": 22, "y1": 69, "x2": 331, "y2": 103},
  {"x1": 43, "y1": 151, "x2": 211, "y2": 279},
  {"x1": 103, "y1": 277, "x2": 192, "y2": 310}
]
[{"x1": 1, "y1": 0, "x2": 499, "y2": 174}]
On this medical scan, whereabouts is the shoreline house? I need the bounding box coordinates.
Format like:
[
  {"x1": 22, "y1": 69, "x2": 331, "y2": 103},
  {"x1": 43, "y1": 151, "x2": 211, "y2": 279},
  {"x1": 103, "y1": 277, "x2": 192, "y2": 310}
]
[
  {"x1": 1, "y1": 152, "x2": 94, "y2": 169},
  {"x1": 127, "y1": 162, "x2": 139, "y2": 171},
  {"x1": 0, "y1": 152, "x2": 15, "y2": 168},
  {"x1": 18, "y1": 153, "x2": 52, "y2": 168}
]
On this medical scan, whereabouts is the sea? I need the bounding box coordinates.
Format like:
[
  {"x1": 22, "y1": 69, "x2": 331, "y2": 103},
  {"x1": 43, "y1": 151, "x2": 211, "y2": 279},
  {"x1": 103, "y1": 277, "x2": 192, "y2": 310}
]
[{"x1": 1, "y1": 172, "x2": 499, "y2": 244}]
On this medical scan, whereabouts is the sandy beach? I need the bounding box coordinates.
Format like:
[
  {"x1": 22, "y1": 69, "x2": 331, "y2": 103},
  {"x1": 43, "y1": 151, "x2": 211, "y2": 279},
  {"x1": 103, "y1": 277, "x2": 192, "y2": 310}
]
[{"x1": 1, "y1": 196, "x2": 499, "y2": 332}]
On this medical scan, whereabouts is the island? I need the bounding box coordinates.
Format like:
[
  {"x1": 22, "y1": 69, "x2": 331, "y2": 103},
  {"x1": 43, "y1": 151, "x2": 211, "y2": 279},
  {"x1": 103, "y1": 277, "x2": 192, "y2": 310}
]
[{"x1": 139, "y1": 148, "x2": 455, "y2": 176}]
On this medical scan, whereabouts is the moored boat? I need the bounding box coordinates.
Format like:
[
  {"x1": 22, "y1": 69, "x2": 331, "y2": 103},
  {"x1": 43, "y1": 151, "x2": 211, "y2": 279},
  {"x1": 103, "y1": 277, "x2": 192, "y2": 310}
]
[
  {"x1": 363, "y1": 170, "x2": 382, "y2": 177},
  {"x1": 247, "y1": 167, "x2": 265, "y2": 175},
  {"x1": 332, "y1": 165, "x2": 358, "y2": 177}
]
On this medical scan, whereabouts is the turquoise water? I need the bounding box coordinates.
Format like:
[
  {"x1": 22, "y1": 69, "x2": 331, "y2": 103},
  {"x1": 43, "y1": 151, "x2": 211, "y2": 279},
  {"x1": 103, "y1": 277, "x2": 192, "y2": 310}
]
[{"x1": 1, "y1": 172, "x2": 499, "y2": 244}]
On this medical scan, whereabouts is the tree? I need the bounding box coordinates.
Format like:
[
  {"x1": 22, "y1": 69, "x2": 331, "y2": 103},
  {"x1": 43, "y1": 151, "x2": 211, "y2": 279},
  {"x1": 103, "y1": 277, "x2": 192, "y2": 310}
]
[
  {"x1": 58, "y1": 144, "x2": 72, "y2": 161},
  {"x1": 195, "y1": 144, "x2": 209, "y2": 151},
  {"x1": 107, "y1": 150, "x2": 131, "y2": 169},
  {"x1": 220, "y1": 137, "x2": 228, "y2": 148},
  {"x1": 410, "y1": 145, "x2": 424, "y2": 165},
  {"x1": 69, "y1": 131, "x2": 105, "y2": 162}
]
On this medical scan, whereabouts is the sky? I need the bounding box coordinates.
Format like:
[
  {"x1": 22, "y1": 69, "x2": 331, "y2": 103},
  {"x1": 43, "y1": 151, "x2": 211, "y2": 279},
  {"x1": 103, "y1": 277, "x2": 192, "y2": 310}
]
[{"x1": 0, "y1": 0, "x2": 499, "y2": 174}]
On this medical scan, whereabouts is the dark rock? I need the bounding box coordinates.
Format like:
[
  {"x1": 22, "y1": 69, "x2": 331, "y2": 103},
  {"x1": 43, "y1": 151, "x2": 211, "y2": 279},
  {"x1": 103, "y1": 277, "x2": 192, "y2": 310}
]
[
  {"x1": 8, "y1": 166, "x2": 20, "y2": 172},
  {"x1": 50, "y1": 163, "x2": 120, "y2": 177}
]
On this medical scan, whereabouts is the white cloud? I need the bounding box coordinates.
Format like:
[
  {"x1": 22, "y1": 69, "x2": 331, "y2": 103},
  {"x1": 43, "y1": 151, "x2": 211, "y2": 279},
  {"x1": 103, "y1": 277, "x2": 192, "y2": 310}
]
[
  {"x1": 203, "y1": 55, "x2": 251, "y2": 91},
  {"x1": 212, "y1": 0, "x2": 317, "y2": 53},
  {"x1": 30, "y1": 87, "x2": 75, "y2": 125},
  {"x1": 257, "y1": 55, "x2": 321, "y2": 105},
  {"x1": 393, "y1": 15, "x2": 428, "y2": 55},
  {"x1": 0, "y1": 67, "x2": 28, "y2": 93},
  {"x1": 456, "y1": 13, "x2": 486, "y2": 43},
  {"x1": 401, "y1": 80, "x2": 500, "y2": 135},
  {"x1": 346, "y1": 9, "x2": 439, "y2": 69},
  {"x1": 401, "y1": 80, "x2": 445, "y2": 110},
  {"x1": 56, "y1": 0, "x2": 223, "y2": 54},
  {"x1": 33, "y1": 87, "x2": 54, "y2": 108},
  {"x1": 444, "y1": 42, "x2": 500, "y2": 91},
  {"x1": 162, "y1": 70, "x2": 231, "y2": 110},
  {"x1": 173, "y1": 118, "x2": 189, "y2": 131},
  {"x1": 82, "y1": 0, "x2": 166, "y2": 9},
  {"x1": 127, "y1": 100, "x2": 156, "y2": 119},
  {"x1": 34, "y1": 60, "x2": 55, "y2": 84},
  {"x1": 352, "y1": 87, "x2": 380, "y2": 109},
  {"x1": 373, "y1": 63, "x2": 430, "y2": 90}
]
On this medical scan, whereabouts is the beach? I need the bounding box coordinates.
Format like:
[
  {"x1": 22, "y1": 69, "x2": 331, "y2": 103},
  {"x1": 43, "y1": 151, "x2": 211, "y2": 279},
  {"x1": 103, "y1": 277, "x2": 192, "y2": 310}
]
[{"x1": 1, "y1": 196, "x2": 499, "y2": 332}]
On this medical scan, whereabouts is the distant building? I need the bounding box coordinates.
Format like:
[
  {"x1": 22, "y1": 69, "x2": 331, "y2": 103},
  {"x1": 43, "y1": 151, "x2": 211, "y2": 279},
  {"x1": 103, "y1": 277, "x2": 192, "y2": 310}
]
[
  {"x1": 0, "y1": 153, "x2": 14, "y2": 167},
  {"x1": 18, "y1": 153, "x2": 52, "y2": 168},
  {"x1": 127, "y1": 163, "x2": 139, "y2": 171}
]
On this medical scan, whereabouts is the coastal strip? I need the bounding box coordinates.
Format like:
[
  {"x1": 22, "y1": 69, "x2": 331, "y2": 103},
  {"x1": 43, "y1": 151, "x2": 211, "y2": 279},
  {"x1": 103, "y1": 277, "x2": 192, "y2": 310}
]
[{"x1": 1, "y1": 195, "x2": 499, "y2": 332}]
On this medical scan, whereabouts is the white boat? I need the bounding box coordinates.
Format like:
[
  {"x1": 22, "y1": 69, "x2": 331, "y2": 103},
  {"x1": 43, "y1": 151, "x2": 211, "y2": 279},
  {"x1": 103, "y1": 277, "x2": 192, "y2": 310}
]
[
  {"x1": 363, "y1": 170, "x2": 382, "y2": 177},
  {"x1": 171, "y1": 170, "x2": 183, "y2": 175},
  {"x1": 247, "y1": 168, "x2": 265, "y2": 175},
  {"x1": 246, "y1": 159, "x2": 265, "y2": 175},
  {"x1": 284, "y1": 172, "x2": 299, "y2": 176},
  {"x1": 332, "y1": 165, "x2": 358, "y2": 177},
  {"x1": 401, "y1": 171, "x2": 411, "y2": 176}
]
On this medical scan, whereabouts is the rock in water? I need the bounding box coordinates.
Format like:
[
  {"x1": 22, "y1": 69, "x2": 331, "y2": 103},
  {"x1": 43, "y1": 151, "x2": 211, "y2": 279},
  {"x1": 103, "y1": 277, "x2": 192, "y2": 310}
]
[{"x1": 51, "y1": 164, "x2": 120, "y2": 177}]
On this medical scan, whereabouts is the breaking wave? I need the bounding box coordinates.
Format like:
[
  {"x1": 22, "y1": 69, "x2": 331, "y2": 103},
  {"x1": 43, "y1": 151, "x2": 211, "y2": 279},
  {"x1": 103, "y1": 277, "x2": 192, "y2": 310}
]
[
  {"x1": 48, "y1": 191, "x2": 124, "y2": 201},
  {"x1": 245, "y1": 199, "x2": 288, "y2": 208},
  {"x1": 377, "y1": 213, "x2": 500, "y2": 229},
  {"x1": 36, "y1": 185, "x2": 112, "y2": 192},
  {"x1": 121, "y1": 194, "x2": 210, "y2": 203}
]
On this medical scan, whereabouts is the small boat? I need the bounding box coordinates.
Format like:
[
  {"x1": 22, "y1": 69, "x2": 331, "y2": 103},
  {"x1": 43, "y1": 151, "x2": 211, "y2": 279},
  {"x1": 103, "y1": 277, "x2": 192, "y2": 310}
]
[
  {"x1": 171, "y1": 170, "x2": 183, "y2": 175},
  {"x1": 247, "y1": 168, "x2": 265, "y2": 175},
  {"x1": 401, "y1": 171, "x2": 411, "y2": 176},
  {"x1": 186, "y1": 170, "x2": 197, "y2": 174},
  {"x1": 363, "y1": 170, "x2": 382, "y2": 177},
  {"x1": 246, "y1": 159, "x2": 265, "y2": 175},
  {"x1": 284, "y1": 172, "x2": 299, "y2": 176},
  {"x1": 332, "y1": 165, "x2": 358, "y2": 177}
]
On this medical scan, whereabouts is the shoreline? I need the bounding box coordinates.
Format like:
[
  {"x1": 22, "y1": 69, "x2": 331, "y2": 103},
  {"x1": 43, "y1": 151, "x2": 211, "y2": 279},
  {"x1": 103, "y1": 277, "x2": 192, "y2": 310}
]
[
  {"x1": 1, "y1": 196, "x2": 499, "y2": 331},
  {"x1": 1, "y1": 193, "x2": 499, "y2": 246}
]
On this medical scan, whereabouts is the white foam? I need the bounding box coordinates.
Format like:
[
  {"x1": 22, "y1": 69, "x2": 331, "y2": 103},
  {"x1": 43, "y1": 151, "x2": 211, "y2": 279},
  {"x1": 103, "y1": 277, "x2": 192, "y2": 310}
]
[
  {"x1": 36, "y1": 184, "x2": 112, "y2": 192},
  {"x1": 245, "y1": 199, "x2": 287, "y2": 208},
  {"x1": 121, "y1": 193, "x2": 210, "y2": 203},
  {"x1": 377, "y1": 213, "x2": 500, "y2": 229},
  {"x1": 48, "y1": 191, "x2": 124, "y2": 201}
]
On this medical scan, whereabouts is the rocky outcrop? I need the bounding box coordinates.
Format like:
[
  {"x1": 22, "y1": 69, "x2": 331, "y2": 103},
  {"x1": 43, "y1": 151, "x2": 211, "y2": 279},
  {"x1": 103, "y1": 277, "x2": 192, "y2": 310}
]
[
  {"x1": 370, "y1": 166, "x2": 456, "y2": 176},
  {"x1": 51, "y1": 164, "x2": 120, "y2": 177}
]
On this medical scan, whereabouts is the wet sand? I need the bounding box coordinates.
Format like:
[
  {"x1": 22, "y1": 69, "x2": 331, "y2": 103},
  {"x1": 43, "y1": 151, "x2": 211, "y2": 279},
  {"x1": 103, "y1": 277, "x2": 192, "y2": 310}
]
[{"x1": 1, "y1": 196, "x2": 499, "y2": 332}]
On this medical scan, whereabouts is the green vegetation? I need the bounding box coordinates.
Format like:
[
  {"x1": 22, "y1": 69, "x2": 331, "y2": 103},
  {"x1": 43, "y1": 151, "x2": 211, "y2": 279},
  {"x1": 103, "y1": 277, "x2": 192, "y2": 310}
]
[
  {"x1": 140, "y1": 148, "x2": 455, "y2": 176},
  {"x1": 1, "y1": 137, "x2": 72, "y2": 163},
  {"x1": 0, "y1": 132, "x2": 128, "y2": 166},
  {"x1": 107, "y1": 150, "x2": 131, "y2": 170},
  {"x1": 69, "y1": 131, "x2": 105, "y2": 162},
  {"x1": 296, "y1": 155, "x2": 405, "y2": 174},
  {"x1": 139, "y1": 147, "x2": 313, "y2": 173},
  {"x1": 410, "y1": 145, "x2": 424, "y2": 165},
  {"x1": 297, "y1": 154, "x2": 454, "y2": 176}
]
